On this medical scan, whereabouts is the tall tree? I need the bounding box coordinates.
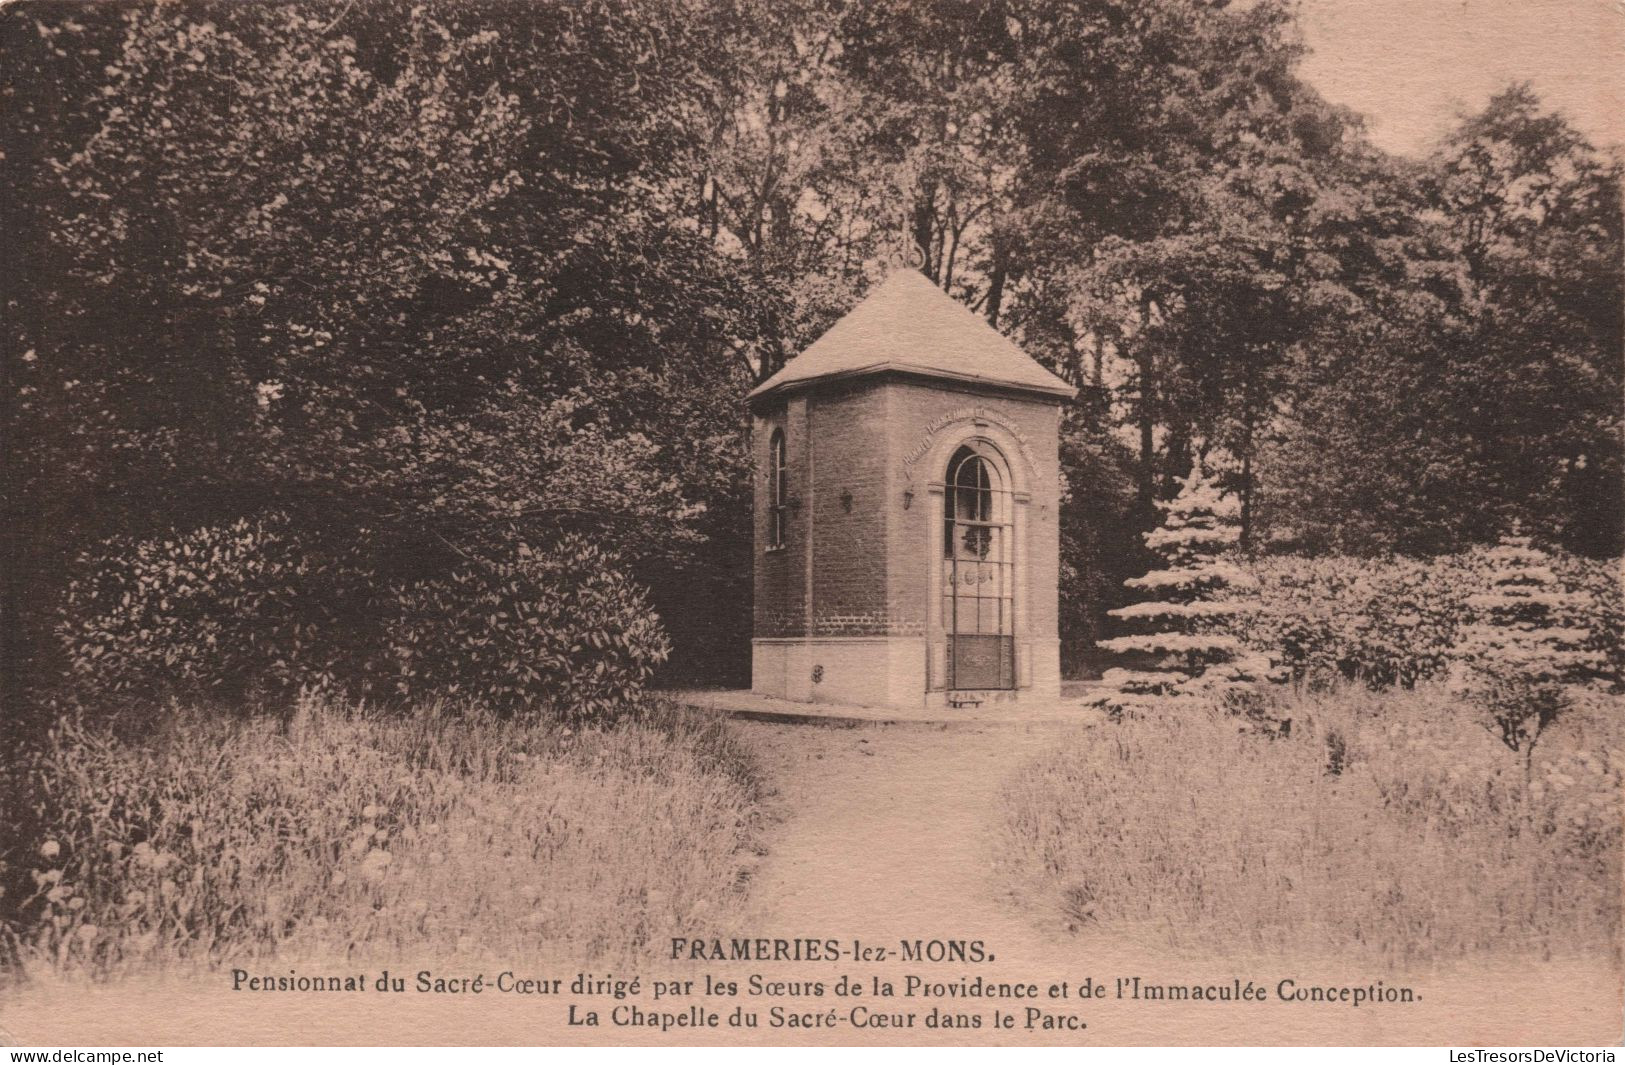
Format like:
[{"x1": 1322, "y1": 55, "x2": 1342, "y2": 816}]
[{"x1": 1257, "y1": 87, "x2": 1623, "y2": 555}]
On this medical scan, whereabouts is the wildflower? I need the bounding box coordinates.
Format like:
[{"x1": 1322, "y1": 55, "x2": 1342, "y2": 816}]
[
  {"x1": 332, "y1": 871, "x2": 348, "y2": 888},
  {"x1": 39, "y1": 840, "x2": 60, "y2": 859},
  {"x1": 359, "y1": 849, "x2": 392, "y2": 881},
  {"x1": 68, "y1": 897, "x2": 85, "y2": 911},
  {"x1": 77, "y1": 924, "x2": 99, "y2": 942},
  {"x1": 362, "y1": 804, "x2": 380, "y2": 819}
]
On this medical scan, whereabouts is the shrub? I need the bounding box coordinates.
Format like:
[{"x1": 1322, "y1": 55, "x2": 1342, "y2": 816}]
[
  {"x1": 57, "y1": 519, "x2": 670, "y2": 721},
  {"x1": 0, "y1": 695, "x2": 756, "y2": 980},
  {"x1": 1230, "y1": 549, "x2": 1623, "y2": 690},
  {"x1": 1095, "y1": 463, "x2": 1278, "y2": 712},
  {"x1": 1228, "y1": 555, "x2": 1467, "y2": 687},
  {"x1": 386, "y1": 537, "x2": 670, "y2": 720},
  {"x1": 1449, "y1": 533, "x2": 1604, "y2": 758},
  {"x1": 56, "y1": 514, "x2": 376, "y2": 703}
]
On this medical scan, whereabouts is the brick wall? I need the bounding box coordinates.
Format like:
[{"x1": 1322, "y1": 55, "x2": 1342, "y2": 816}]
[{"x1": 807, "y1": 387, "x2": 890, "y2": 634}]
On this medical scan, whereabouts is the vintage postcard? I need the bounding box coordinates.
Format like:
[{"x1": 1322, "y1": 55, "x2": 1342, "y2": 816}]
[{"x1": 1, "y1": 0, "x2": 1621, "y2": 1049}]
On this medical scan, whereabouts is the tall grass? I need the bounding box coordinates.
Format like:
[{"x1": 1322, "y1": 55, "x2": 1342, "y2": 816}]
[
  {"x1": 1001, "y1": 684, "x2": 1622, "y2": 965},
  {"x1": 0, "y1": 696, "x2": 761, "y2": 982}
]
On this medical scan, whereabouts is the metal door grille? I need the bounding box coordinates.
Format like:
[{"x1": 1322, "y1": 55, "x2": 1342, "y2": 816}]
[{"x1": 940, "y1": 446, "x2": 1015, "y2": 690}]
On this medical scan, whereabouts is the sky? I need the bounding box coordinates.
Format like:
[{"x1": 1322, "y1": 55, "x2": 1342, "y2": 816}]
[{"x1": 1293, "y1": 0, "x2": 1624, "y2": 157}]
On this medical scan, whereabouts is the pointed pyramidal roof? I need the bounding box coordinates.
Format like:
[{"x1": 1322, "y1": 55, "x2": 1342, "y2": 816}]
[{"x1": 747, "y1": 268, "x2": 1075, "y2": 407}]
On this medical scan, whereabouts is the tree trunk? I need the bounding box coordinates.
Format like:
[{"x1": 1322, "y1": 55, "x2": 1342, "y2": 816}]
[
  {"x1": 1136, "y1": 298, "x2": 1157, "y2": 507},
  {"x1": 1239, "y1": 358, "x2": 1258, "y2": 549},
  {"x1": 912, "y1": 182, "x2": 936, "y2": 274},
  {"x1": 984, "y1": 255, "x2": 1007, "y2": 328}
]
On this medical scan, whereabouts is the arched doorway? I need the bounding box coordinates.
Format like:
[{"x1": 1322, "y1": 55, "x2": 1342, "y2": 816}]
[{"x1": 942, "y1": 443, "x2": 1015, "y2": 690}]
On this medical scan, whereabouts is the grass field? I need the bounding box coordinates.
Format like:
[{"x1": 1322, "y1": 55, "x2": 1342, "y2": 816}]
[
  {"x1": 0, "y1": 696, "x2": 762, "y2": 982},
  {"x1": 1000, "y1": 684, "x2": 1623, "y2": 966}
]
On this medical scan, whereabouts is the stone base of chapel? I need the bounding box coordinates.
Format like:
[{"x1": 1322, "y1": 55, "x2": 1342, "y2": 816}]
[{"x1": 750, "y1": 636, "x2": 1060, "y2": 711}]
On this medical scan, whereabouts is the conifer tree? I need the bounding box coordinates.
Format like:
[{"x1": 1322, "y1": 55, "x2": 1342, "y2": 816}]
[
  {"x1": 1450, "y1": 531, "x2": 1602, "y2": 760},
  {"x1": 1095, "y1": 462, "x2": 1276, "y2": 712}
]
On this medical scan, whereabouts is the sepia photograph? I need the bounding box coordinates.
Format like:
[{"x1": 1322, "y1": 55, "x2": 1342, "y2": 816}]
[{"x1": 0, "y1": 0, "x2": 1621, "y2": 1050}]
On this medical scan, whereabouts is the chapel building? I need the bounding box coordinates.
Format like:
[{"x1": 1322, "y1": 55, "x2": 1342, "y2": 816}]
[{"x1": 747, "y1": 267, "x2": 1073, "y2": 711}]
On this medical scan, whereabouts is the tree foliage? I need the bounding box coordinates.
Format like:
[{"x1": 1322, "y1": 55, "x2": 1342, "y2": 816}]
[{"x1": 4, "y1": 1, "x2": 1619, "y2": 703}]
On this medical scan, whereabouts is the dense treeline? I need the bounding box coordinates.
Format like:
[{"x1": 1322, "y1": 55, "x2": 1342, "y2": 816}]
[{"x1": 3, "y1": 0, "x2": 1620, "y2": 701}]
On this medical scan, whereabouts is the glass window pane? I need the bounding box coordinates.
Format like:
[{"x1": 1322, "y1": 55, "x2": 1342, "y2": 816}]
[
  {"x1": 956, "y1": 598, "x2": 979, "y2": 633},
  {"x1": 957, "y1": 487, "x2": 972, "y2": 522}
]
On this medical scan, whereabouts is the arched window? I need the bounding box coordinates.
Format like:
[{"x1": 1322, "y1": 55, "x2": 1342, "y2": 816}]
[
  {"x1": 769, "y1": 429, "x2": 787, "y2": 548},
  {"x1": 944, "y1": 445, "x2": 996, "y2": 558},
  {"x1": 942, "y1": 443, "x2": 1014, "y2": 689}
]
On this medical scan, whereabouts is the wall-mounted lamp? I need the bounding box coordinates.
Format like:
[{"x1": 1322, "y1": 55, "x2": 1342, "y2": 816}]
[
  {"x1": 840, "y1": 489, "x2": 854, "y2": 512},
  {"x1": 902, "y1": 488, "x2": 915, "y2": 510}
]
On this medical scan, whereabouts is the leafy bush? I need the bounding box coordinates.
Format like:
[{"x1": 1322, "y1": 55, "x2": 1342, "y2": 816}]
[
  {"x1": 1229, "y1": 548, "x2": 1622, "y2": 690},
  {"x1": 386, "y1": 537, "x2": 670, "y2": 720},
  {"x1": 0, "y1": 695, "x2": 757, "y2": 980},
  {"x1": 56, "y1": 514, "x2": 375, "y2": 702},
  {"x1": 58, "y1": 519, "x2": 671, "y2": 720}
]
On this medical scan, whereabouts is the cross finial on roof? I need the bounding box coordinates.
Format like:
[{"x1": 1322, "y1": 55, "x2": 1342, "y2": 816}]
[{"x1": 885, "y1": 205, "x2": 926, "y2": 272}]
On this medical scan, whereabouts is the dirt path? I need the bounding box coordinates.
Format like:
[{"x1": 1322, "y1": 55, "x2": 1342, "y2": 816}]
[{"x1": 730, "y1": 719, "x2": 1081, "y2": 964}]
